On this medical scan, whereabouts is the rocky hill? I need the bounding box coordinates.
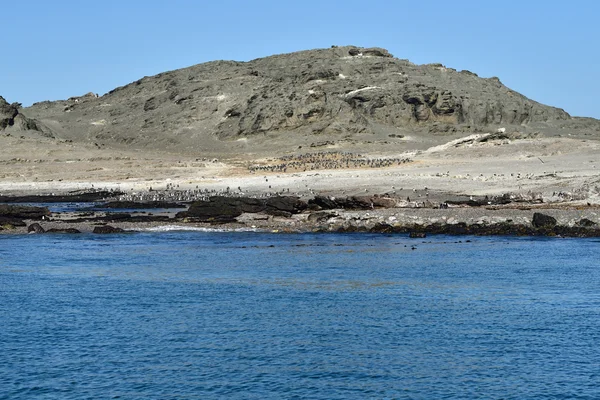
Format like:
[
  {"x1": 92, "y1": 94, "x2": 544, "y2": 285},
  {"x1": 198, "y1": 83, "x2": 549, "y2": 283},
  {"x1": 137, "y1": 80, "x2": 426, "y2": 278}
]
[
  {"x1": 0, "y1": 96, "x2": 51, "y2": 136},
  {"x1": 5, "y1": 46, "x2": 600, "y2": 155}
]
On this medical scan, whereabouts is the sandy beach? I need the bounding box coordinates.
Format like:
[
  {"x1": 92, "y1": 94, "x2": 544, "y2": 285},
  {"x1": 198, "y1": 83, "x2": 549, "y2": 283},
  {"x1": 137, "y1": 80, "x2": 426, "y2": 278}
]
[
  {"x1": 1, "y1": 131, "x2": 599, "y2": 236},
  {"x1": 1, "y1": 133, "x2": 598, "y2": 204}
]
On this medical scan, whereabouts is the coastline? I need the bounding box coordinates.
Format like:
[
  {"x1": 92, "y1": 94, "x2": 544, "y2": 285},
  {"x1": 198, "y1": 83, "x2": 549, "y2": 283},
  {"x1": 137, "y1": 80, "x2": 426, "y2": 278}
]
[
  {"x1": 1, "y1": 133, "x2": 599, "y2": 237},
  {"x1": 2, "y1": 194, "x2": 599, "y2": 237}
]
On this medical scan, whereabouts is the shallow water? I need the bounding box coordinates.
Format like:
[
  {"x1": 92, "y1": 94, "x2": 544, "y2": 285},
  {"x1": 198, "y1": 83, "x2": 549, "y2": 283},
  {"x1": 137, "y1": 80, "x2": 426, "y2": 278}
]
[{"x1": 1, "y1": 232, "x2": 599, "y2": 399}]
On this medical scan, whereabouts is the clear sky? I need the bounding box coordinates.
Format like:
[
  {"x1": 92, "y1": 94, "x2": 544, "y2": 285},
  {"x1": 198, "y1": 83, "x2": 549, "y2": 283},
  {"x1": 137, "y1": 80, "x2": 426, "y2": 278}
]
[{"x1": 2, "y1": 0, "x2": 599, "y2": 119}]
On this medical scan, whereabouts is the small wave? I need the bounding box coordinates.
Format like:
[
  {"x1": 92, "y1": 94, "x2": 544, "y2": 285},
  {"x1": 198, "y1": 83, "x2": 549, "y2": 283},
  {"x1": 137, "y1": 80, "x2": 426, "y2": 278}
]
[{"x1": 129, "y1": 225, "x2": 262, "y2": 233}]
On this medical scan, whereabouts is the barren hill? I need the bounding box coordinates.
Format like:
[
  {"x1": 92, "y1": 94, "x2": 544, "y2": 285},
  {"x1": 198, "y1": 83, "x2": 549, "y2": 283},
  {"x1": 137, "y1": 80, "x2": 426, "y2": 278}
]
[{"x1": 5, "y1": 45, "x2": 599, "y2": 158}]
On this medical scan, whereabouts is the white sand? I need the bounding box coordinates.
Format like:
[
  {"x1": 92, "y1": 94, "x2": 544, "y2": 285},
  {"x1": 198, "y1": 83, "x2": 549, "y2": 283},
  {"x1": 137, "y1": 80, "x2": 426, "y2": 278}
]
[{"x1": 0, "y1": 134, "x2": 598, "y2": 204}]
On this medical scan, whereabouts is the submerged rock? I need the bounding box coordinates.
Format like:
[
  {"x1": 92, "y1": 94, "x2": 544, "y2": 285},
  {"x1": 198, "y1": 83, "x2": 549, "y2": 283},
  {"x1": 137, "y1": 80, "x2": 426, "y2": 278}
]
[
  {"x1": 177, "y1": 196, "x2": 307, "y2": 222},
  {"x1": 409, "y1": 232, "x2": 427, "y2": 238},
  {"x1": 27, "y1": 223, "x2": 45, "y2": 234}
]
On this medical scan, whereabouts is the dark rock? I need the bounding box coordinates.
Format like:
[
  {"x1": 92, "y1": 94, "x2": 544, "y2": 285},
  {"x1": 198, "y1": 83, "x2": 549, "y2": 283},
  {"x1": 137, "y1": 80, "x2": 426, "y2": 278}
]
[
  {"x1": 334, "y1": 224, "x2": 369, "y2": 233},
  {"x1": 45, "y1": 228, "x2": 81, "y2": 234},
  {"x1": 178, "y1": 196, "x2": 260, "y2": 222},
  {"x1": 409, "y1": 232, "x2": 427, "y2": 238},
  {"x1": 328, "y1": 219, "x2": 600, "y2": 238},
  {"x1": 265, "y1": 196, "x2": 308, "y2": 217},
  {"x1": 339, "y1": 196, "x2": 373, "y2": 210},
  {"x1": 308, "y1": 195, "x2": 338, "y2": 210},
  {"x1": 0, "y1": 216, "x2": 26, "y2": 227},
  {"x1": 27, "y1": 223, "x2": 45, "y2": 234},
  {"x1": 0, "y1": 96, "x2": 48, "y2": 134},
  {"x1": 577, "y1": 218, "x2": 597, "y2": 227},
  {"x1": 177, "y1": 196, "x2": 306, "y2": 222},
  {"x1": 371, "y1": 196, "x2": 397, "y2": 208},
  {"x1": 307, "y1": 211, "x2": 337, "y2": 222},
  {"x1": 370, "y1": 223, "x2": 395, "y2": 233},
  {"x1": 93, "y1": 225, "x2": 125, "y2": 234},
  {"x1": 0, "y1": 204, "x2": 50, "y2": 219},
  {"x1": 532, "y1": 212, "x2": 557, "y2": 228},
  {"x1": 308, "y1": 195, "x2": 374, "y2": 210},
  {"x1": 0, "y1": 96, "x2": 19, "y2": 129},
  {"x1": 99, "y1": 213, "x2": 132, "y2": 221}
]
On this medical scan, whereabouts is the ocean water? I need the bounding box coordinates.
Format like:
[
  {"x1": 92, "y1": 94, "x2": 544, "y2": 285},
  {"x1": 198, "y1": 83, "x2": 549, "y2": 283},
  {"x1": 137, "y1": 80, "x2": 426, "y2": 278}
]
[{"x1": 1, "y1": 231, "x2": 599, "y2": 399}]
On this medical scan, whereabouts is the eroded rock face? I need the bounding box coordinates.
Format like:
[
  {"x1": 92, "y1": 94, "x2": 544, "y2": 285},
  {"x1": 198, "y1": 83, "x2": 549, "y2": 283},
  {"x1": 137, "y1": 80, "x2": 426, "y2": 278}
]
[
  {"x1": 20, "y1": 45, "x2": 590, "y2": 151},
  {"x1": 27, "y1": 223, "x2": 45, "y2": 234},
  {"x1": 532, "y1": 212, "x2": 557, "y2": 228},
  {"x1": 0, "y1": 96, "x2": 48, "y2": 134},
  {"x1": 0, "y1": 96, "x2": 19, "y2": 129}
]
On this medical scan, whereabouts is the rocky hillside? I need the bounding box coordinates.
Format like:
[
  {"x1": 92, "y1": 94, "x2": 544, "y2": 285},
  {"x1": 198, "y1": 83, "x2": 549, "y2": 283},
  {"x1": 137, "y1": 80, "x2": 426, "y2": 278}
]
[
  {"x1": 6, "y1": 46, "x2": 600, "y2": 153},
  {"x1": 0, "y1": 96, "x2": 51, "y2": 136}
]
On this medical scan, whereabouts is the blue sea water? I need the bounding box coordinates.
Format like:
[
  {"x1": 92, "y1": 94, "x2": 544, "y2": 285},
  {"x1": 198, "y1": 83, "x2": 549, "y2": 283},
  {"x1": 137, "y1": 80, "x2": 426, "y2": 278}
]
[{"x1": 1, "y1": 231, "x2": 599, "y2": 399}]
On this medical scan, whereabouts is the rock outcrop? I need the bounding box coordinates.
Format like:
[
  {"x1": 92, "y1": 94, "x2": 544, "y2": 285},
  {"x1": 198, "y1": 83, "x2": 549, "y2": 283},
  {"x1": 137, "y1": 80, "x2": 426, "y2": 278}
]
[
  {"x1": 93, "y1": 225, "x2": 125, "y2": 234},
  {"x1": 0, "y1": 96, "x2": 49, "y2": 135},
  {"x1": 27, "y1": 223, "x2": 46, "y2": 234},
  {"x1": 19, "y1": 45, "x2": 597, "y2": 152},
  {"x1": 0, "y1": 96, "x2": 19, "y2": 130},
  {"x1": 0, "y1": 204, "x2": 50, "y2": 219},
  {"x1": 532, "y1": 212, "x2": 557, "y2": 228},
  {"x1": 309, "y1": 195, "x2": 396, "y2": 210},
  {"x1": 177, "y1": 196, "x2": 308, "y2": 222}
]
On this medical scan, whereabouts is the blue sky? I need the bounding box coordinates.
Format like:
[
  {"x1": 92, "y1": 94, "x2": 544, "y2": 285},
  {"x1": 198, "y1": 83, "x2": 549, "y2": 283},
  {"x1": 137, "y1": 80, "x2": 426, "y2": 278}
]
[{"x1": 2, "y1": 0, "x2": 599, "y2": 118}]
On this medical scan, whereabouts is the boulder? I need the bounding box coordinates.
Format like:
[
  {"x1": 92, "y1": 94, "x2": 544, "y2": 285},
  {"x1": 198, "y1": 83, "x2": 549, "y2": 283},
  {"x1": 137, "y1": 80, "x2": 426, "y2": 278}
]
[
  {"x1": 27, "y1": 223, "x2": 45, "y2": 234},
  {"x1": 93, "y1": 225, "x2": 125, "y2": 234},
  {"x1": 532, "y1": 212, "x2": 557, "y2": 228},
  {"x1": 577, "y1": 218, "x2": 597, "y2": 227}
]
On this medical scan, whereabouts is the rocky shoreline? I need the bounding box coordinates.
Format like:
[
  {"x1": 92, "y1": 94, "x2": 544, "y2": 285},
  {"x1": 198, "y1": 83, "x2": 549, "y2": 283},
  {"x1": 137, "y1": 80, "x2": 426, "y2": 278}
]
[{"x1": 1, "y1": 193, "x2": 599, "y2": 237}]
